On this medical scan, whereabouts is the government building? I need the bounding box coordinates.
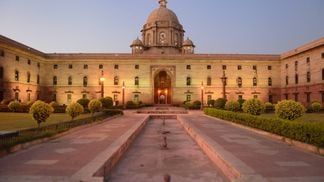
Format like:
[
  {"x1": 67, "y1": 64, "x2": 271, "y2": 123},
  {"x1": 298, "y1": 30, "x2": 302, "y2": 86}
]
[{"x1": 0, "y1": 0, "x2": 324, "y2": 106}]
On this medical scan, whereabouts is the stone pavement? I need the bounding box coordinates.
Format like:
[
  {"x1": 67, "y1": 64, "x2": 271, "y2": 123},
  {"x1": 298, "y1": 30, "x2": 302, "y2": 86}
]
[
  {"x1": 179, "y1": 111, "x2": 324, "y2": 182},
  {"x1": 0, "y1": 112, "x2": 147, "y2": 182}
]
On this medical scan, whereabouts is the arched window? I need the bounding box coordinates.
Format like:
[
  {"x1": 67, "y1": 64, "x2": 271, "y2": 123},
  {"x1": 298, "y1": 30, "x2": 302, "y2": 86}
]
[
  {"x1": 295, "y1": 74, "x2": 299, "y2": 84},
  {"x1": 53, "y1": 76, "x2": 57, "y2": 85},
  {"x1": 114, "y1": 76, "x2": 119, "y2": 85},
  {"x1": 286, "y1": 76, "x2": 289, "y2": 85},
  {"x1": 186, "y1": 77, "x2": 191, "y2": 86},
  {"x1": 37, "y1": 74, "x2": 40, "y2": 84},
  {"x1": 207, "y1": 77, "x2": 212, "y2": 86},
  {"x1": 68, "y1": 76, "x2": 72, "y2": 85},
  {"x1": 83, "y1": 76, "x2": 88, "y2": 87},
  {"x1": 253, "y1": 77, "x2": 257, "y2": 86},
  {"x1": 237, "y1": 77, "x2": 242, "y2": 87},
  {"x1": 135, "y1": 76, "x2": 139, "y2": 86},
  {"x1": 27, "y1": 72, "x2": 31, "y2": 83},
  {"x1": 0, "y1": 67, "x2": 3, "y2": 79},
  {"x1": 146, "y1": 33, "x2": 151, "y2": 45},
  {"x1": 268, "y1": 77, "x2": 272, "y2": 86},
  {"x1": 15, "y1": 70, "x2": 19, "y2": 81}
]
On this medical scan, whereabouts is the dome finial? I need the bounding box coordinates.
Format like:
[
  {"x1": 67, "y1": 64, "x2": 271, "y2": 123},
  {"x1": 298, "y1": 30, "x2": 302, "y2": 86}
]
[{"x1": 159, "y1": 0, "x2": 167, "y2": 8}]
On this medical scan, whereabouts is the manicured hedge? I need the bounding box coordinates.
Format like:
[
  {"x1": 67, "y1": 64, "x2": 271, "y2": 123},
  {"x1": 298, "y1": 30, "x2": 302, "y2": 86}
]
[{"x1": 204, "y1": 108, "x2": 324, "y2": 148}]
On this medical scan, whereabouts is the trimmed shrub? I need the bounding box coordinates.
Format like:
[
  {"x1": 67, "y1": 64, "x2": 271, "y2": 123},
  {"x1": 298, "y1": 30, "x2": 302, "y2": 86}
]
[
  {"x1": 204, "y1": 108, "x2": 324, "y2": 148},
  {"x1": 88, "y1": 99, "x2": 102, "y2": 116},
  {"x1": 8, "y1": 101, "x2": 21, "y2": 112},
  {"x1": 99, "y1": 97, "x2": 113, "y2": 109},
  {"x1": 275, "y1": 100, "x2": 305, "y2": 120},
  {"x1": 192, "y1": 100, "x2": 202, "y2": 110},
  {"x1": 225, "y1": 100, "x2": 240, "y2": 112},
  {"x1": 29, "y1": 101, "x2": 54, "y2": 128},
  {"x1": 126, "y1": 101, "x2": 138, "y2": 109},
  {"x1": 77, "y1": 98, "x2": 90, "y2": 109},
  {"x1": 311, "y1": 102, "x2": 321, "y2": 113},
  {"x1": 214, "y1": 98, "x2": 227, "y2": 109},
  {"x1": 66, "y1": 102, "x2": 84, "y2": 120},
  {"x1": 264, "y1": 102, "x2": 275, "y2": 113},
  {"x1": 242, "y1": 99, "x2": 264, "y2": 115},
  {"x1": 1, "y1": 99, "x2": 14, "y2": 105},
  {"x1": 207, "y1": 99, "x2": 215, "y2": 107},
  {"x1": 49, "y1": 101, "x2": 60, "y2": 107}
]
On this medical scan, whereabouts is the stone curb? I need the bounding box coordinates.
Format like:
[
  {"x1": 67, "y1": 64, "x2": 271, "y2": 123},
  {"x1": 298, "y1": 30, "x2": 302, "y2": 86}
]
[
  {"x1": 177, "y1": 116, "x2": 268, "y2": 182},
  {"x1": 0, "y1": 115, "x2": 121, "y2": 158},
  {"x1": 70, "y1": 115, "x2": 150, "y2": 182},
  {"x1": 204, "y1": 114, "x2": 324, "y2": 156}
]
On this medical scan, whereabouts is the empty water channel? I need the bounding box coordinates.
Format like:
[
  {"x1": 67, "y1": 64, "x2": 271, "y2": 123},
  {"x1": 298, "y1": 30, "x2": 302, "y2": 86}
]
[{"x1": 105, "y1": 115, "x2": 228, "y2": 181}]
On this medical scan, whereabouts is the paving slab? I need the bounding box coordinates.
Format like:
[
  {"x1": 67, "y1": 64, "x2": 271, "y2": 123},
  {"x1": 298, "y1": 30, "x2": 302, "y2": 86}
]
[
  {"x1": 179, "y1": 111, "x2": 324, "y2": 182},
  {"x1": 0, "y1": 112, "x2": 147, "y2": 182}
]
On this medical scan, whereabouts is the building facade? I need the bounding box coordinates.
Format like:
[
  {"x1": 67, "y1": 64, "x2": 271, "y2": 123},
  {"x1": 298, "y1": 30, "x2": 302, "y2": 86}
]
[{"x1": 0, "y1": 0, "x2": 324, "y2": 106}]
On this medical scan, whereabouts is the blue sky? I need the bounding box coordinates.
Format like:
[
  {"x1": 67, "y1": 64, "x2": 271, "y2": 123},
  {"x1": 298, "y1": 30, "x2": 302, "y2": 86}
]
[{"x1": 0, "y1": 0, "x2": 323, "y2": 54}]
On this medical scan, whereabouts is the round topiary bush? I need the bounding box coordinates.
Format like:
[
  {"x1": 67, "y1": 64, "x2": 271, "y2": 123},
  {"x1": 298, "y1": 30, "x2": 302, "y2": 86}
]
[
  {"x1": 1, "y1": 99, "x2": 14, "y2": 105},
  {"x1": 126, "y1": 101, "x2": 138, "y2": 109},
  {"x1": 264, "y1": 102, "x2": 275, "y2": 113},
  {"x1": 49, "y1": 101, "x2": 60, "y2": 107},
  {"x1": 275, "y1": 100, "x2": 305, "y2": 120},
  {"x1": 77, "y1": 98, "x2": 90, "y2": 109},
  {"x1": 29, "y1": 101, "x2": 54, "y2": 128},
  {"x1": 214, "y1": 98, "x2": 227, "y2": 109},
  {"x1": 8, "y1": 100, "x2": 21, "y2": 112},
  {"x1": 225, "y1": 100, "x2": 240, "y2": 112},
  {"x1": 88, "y1": 99, "x2": 102, "y2": 116},
  {"x1": 99, "y1": 97, "x2": 113, "y2": 109},
  {"x1": 207, "y1": 99, "x2": 215, "y2": 107},
  {"x1": 311, "y1": 102, "x2": 321, "y2": 113},
  {"x1": 192, "y1": 100, "x2": 202, "y2": 110},
  {"x1": 242, "y1": 99, "x2": 264, "y2": 115},
  {"x1": 66, "y1": 102, "x2": 84, "y2": 120}
]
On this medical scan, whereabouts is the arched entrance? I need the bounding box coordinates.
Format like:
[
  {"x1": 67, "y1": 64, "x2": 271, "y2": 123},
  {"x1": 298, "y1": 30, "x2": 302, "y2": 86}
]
[{"x1": 154, "y1": 71, "x2": 171, "y2": 104}]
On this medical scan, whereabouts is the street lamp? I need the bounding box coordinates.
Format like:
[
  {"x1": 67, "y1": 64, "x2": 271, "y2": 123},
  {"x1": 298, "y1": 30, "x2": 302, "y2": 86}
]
[
  {"x1": 221, "y1": 71, "x2": 227, "y2": 99},
  {"x1": 201, "y1": 82, "x2": 204, "y2": 110},
  {"x1": 100, "y1": 72, "x2": 105, "y2": 98},
  {"x1": 122, "y1": 81, "x2": 125, "y2": 108}
]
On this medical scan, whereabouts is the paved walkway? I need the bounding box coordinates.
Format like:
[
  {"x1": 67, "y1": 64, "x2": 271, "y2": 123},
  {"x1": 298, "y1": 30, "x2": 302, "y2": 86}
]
[
  {"x1": 179, "y1": 111, "x2": 324, "y2": 182},
  {"x1": 0, "y1": 112, "x2": 147, "y2": 182}
]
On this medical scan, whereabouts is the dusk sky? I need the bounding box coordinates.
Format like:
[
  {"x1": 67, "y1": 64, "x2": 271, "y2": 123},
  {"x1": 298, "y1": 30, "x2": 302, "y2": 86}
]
[{"x1": 0, "y1": 0, "x2": 323, "y2": 54}]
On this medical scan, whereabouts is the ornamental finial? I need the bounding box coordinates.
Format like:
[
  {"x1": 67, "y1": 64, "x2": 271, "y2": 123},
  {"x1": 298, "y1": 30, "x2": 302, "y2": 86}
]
[{"x1": 159, "y1": 0, "x2": 167, "y2": 7}]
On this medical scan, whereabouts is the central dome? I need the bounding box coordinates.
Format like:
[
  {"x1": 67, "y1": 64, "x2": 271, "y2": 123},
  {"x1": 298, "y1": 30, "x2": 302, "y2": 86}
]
[{"x1": 146, "y1": 6, "x2": 180, "y2": 25}]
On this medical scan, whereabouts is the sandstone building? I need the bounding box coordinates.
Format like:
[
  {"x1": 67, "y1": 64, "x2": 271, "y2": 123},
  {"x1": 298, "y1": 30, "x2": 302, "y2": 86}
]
[{"x1": 0, "y1": 0, "x2": 323, "y2": 106}]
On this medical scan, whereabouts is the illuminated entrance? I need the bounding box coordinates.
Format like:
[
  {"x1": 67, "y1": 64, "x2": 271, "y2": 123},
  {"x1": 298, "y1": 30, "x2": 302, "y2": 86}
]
[{"x1": 154, "y1": 71, "x2": 171, "y2": 104}]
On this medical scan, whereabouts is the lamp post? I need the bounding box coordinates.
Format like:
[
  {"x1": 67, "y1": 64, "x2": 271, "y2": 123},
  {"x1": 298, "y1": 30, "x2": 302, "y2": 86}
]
[
  {"x1": 221, "y1": 71, "x2": 227, "y2": 99},
  {"x1": 201, "y1": 82, "x2": 204, "y2": 110},
  {"x1": 122, "y1": 81, "x2": 125, "y2": 108},
  {"x1": 100, "y1": 72, "x2": 105, "y2": 98}
]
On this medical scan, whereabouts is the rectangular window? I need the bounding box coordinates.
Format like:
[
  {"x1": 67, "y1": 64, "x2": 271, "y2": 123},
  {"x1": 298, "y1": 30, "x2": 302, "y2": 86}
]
[
  {"x1": 294, "y1": 93, "x2": 299, "y2": 102},
  {"x1": 27, "y1": 93, "x2": 31, "y2": 102},
  {"x1": 285, "y1": 64, "x2": 288, "y2": 69},
  {"x1": 186, "y1": 65, "x2": 191, "y2": 70},
  {"x1": 0, "y1": 67, "x2": 3, "y2": 79},
  {"x1": 37, "y1": 74, "x2": 40, "y2": 84},
  {"x1": 114, "y1": 64, "x2": 119, "y2": 69},
  {"x1": 27, "y1": 59, "x2": 31, "y2": 65},
  {"x1": 295, "y1": 61, "x2": 298, "y2": 71},
  {"x1": 53, "y1": 64, "x2": 58, "y2": 69},
  {"x1": 207, "y1": 95, "x2": 212, "y2": 102},
  {"x1": 16, "y1": 56, "x2": 19, "y2": 61},
  {"x1": 268, "y1": 95, "x2": 273, "y2": 103},
  {"x1": 237, "y1": 65, "x2": 242, "y2": 70},
  {"x1": 99, "y1": 64, "x2": 103, "y2": 69},
  {"x1": 284, "y1": 94, "x2": 288, "y2": 100},
  {"x1": 295, "y1": 74, "x2": 299, "y2": 84},
  {"x1": 67, "y1": 94, "x2": 72, "y2": 103},
  {"x1": 207, "y1": 65, "x2": 211, "y2": 70},
  {"x1": 69, "y1": 64, "x2": 73, "y2": 69},
  {"x1": 37, "y1": 63, "x2": 40, "y2": 69},
  {"x1": 186, "y1": 95, "x2": 191, "y2": 102},
  {"x1": 307, "y1": 71, "x2": 311, "y2": 83},
  {"x1": 0, "y1": 50, "x2": 4, "y2": 57},
  {"x1": 52, "y1": 94, "x2": 57, "y2": 102},
  {"x1": 135, "y1": 64, "x2": 139, "y2": 69},
  {"x1": 134, "y1": 94, "x2": 139, "y2": 103},
  {"x1": 253, "y1": 65, "x2": 257, "y2": 70},
  {"x1": 113, "y1": 94, "x2": 118, "y2": 102},
  {"x1": 322, "y1": 92, "x2": 324, "y2": 103},
  {"x1": 84, "y1": 64, "x2": 88, "y2": 69},
  {"x1": 306, "y1": 57, "x2": 310, "y2": 65},
  {"x1": 322, "y1": 69, "x2": 324, "y2": 80},
  {"x1": 253, "y1": 95, "x2": 258, "y2": 99},
  {"x1": 268, "y1": 66, "x2": 272, "y2": 70},
  {"x1": 238, "y1": 95, "x2": 243, "y2": 100},
  {"x1": 286, "y1": 76, "x2": 289, "y2": 85},
  {"x1": 82, "y1": 94, "x2": 87, "y2": 99},
  {"x1": 222, "y1": 65, "x2": 227, "y2": 70},
  {"x1": 306, "y1": 93, "x2": 311, "y2": 103},
  {"x1": 322, "y1": 53, "x2": 324, "y2": 59}
]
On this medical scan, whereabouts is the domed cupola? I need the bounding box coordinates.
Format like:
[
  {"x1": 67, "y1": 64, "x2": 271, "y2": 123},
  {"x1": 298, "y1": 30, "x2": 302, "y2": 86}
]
[
  {"x1": 140, "y1": 0, "x2": 185, "y2": 54},
  {"x1": 182, "y1": 38, "x2": 195, "y2": 54},
  {"x1": 130, "y1": 38, "x2": 144, "y2": 54}
]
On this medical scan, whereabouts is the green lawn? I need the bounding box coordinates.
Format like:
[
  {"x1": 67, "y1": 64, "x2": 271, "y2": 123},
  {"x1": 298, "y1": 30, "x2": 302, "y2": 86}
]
[
  {"x1": 0, "y1": 112, "x2": 92, "y2": 131},
  {"x1": 261, "y1": 113, "x2": 324, "y2": 123}
]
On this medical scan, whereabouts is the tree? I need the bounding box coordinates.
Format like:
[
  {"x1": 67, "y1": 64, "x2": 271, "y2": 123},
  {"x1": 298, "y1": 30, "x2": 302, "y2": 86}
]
[
  {"x1": 77, "y1": 98, "x2": 90, "y2": 109},
  {"x1": 242, "y1": 99, "x2": 264, "y2": 115},
  {"x1": 29, "y1": 101, "x2": 54, "y2": 128},
  {"x1": 275, "y1": 100, "x2": 305, "y2": 120},
  {"x1": 66, "y1": 102, "x2": 84, "y2": 120},
  {"x1": 99, "y1": 97, "x2": 113, "y2": 109},
  {"x1": 225, "y1": 100, "x2": 240, "y2": 112},
  {"x1": 88, "y1": 99, "x2": 102, "y2": 116},
  {"x1": 8, "y1": 100, "x2": 21, "y2": 112}
]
